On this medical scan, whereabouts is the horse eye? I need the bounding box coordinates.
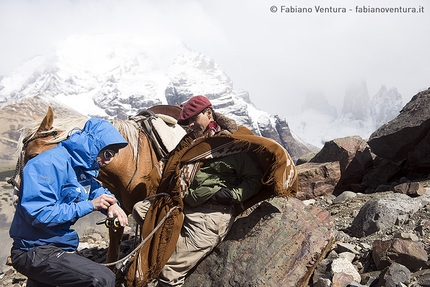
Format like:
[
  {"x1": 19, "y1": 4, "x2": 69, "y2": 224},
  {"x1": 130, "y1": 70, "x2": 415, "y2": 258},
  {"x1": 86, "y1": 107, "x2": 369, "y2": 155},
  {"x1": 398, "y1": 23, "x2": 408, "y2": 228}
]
[{"x1": 103, "y1": 150, "x2": 116, "y2": 160}]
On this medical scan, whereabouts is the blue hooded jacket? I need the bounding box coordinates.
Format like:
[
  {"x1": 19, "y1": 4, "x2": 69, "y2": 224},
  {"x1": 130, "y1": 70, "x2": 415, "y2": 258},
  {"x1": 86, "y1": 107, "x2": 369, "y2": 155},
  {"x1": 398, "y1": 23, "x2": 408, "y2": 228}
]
[{"x1": 9, "y1": 118, "x2": 128, "y2": 251}]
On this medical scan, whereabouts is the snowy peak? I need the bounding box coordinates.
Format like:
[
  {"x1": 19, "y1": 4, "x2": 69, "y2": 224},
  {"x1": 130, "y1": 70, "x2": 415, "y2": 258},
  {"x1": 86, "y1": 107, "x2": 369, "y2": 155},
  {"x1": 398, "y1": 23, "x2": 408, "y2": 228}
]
[
  {"x1": 0, "y1": 33, "x2": 314, "y2": 162},
  {"x1": 165, "y1": 51, "x2": 233, "y2": 105},
  {"x1": 341, "y1": 81, "x2": 370, "y2": 120},
  {"x1": 370, "y1": 85, "x2": 403, "y2": 128},
  {"x1": 288, "y1": 81, "x2": 403, "y2": 148}
]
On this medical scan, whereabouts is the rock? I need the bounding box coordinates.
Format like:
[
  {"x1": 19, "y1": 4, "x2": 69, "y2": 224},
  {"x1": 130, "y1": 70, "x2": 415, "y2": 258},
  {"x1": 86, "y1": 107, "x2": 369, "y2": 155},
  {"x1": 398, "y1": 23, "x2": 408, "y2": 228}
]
[
  {"x1": 296, "y1": 152, "x2": 318, "y2": 165},
  {"x1": 361, "y1": 157, "x2": 401, "y2": 189},
  {"x1": 310, "y1": 136, "x2": 373, "y2": 194},
  {"x1": 393, "y1": 182, "x2": 426, "y2": 197},
  {"x1": 350, "y1": 192, "x2": 422, "y2": 237},
  {"x1": 78, "y1": 242, "x2": 90, "y2": 251},
  {"x1": 303, "y1": 198, "x2": 316, "y2": 206},
  {"x1": 272, "y1": 115, "x2": 318, "y2": 162},
  {"x1": 335, "y1": 242, "x2": 359, "y2": 255},
  {"x1": 312, "y1": 258, "x2": 332, "y2": 285},
  {"x1": 333, "y1": 191, "x2": 357, "y2": 205},
  {"x1": 184, "y1": 197, "x2": 335, "y2": 287},
  {"x1": 375, "y1": 263, "x2": 412, "y2": 287},
  {"x1": 361, "y1": 271, "x2": 382, "y2": 286},
  {"x1": 393, "y1": 231, "x2": 420, "y2": 242},
  {"x1": 314, "y1": 277, "x2": 331, "y2": 287},
  {"x1": 331, "y1": 257, "x2": 361, "y2": 283},
  {"x1": 338, "y1": 252, "x2": 356, "y2": 262},
  {"x1": 368, "y1": 87, "x2": 430, "y2": 173},
  {"x1": 412, "y1": 269, "x2": 430, "y2": 286},
  {"x1": 331, "y1": 272, "x2": 354, "y2": 287},
  {"x1": 346, "y1": 282, "x2": 368, "y2": 287},
  {"x1": 296, "y1": 162, "x2": 341, "y2": 200},
  {"x1": 372, "y1": 238, "x2": 428, "y2": 271}
]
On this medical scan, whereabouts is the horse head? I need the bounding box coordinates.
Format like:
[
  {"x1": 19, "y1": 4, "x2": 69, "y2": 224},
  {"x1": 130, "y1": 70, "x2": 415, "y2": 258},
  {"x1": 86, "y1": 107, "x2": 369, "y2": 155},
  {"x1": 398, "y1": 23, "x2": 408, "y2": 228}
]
[
  {"x1": 9, "y1": 107, "x2": 87, "y2": 190},
  {"x1": 21, "y1": 106, "x2": 58, "y2": 163}
]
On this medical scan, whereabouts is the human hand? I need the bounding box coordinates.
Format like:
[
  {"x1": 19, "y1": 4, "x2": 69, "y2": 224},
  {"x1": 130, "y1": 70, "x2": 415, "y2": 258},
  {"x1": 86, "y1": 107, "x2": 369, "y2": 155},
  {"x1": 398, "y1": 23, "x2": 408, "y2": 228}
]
[
  {"x1": 107, "y1": 203, "x2": 128, "y2": 227},
  {"x1": 214, "y1": 187, "x2": 234, "y2": 205},
  {"x1": 92, "y1": 194, "x2": 118, "y2": 211}
]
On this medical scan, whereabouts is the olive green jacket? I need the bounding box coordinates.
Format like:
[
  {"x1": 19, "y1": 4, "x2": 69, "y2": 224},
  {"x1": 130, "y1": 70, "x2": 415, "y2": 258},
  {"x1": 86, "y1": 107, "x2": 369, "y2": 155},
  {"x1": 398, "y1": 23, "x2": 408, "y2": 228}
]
[{"x1": 184, "y1": 152, "x2": 263, "y2": 207}]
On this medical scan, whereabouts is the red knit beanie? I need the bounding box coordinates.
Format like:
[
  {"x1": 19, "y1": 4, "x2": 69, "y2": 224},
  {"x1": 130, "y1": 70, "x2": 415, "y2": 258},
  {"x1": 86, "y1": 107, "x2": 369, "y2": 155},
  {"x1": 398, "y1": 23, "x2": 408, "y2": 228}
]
[{"x1": 178, "y1": 95, "x2": 212, "y2": 125}]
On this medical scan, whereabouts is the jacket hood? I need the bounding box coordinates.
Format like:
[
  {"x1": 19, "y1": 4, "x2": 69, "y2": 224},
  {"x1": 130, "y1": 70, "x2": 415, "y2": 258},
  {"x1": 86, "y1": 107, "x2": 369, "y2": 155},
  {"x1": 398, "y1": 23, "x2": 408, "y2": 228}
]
[{"x1": 60, "y1": 118, "x2": 128, "y2": 172}]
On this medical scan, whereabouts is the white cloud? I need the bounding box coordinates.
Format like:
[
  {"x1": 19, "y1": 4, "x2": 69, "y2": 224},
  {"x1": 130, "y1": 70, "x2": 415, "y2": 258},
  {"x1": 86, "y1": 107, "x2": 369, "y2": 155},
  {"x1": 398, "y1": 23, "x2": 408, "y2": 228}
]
[{"x1": 1, "y1": 0, "x2": 429, "y2": 119}]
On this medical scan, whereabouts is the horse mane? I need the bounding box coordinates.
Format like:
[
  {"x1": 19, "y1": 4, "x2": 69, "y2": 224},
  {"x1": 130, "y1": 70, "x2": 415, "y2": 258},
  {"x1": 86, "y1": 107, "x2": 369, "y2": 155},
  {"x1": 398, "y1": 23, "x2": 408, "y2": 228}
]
[
  {"x1": 17, "y1": 117, "x2": 141, "y2": 160},
  {"x1": 16, "y1": 117, "x2": 89, "y2": 156},
  {"x1": 110, "y1": 119, "x2": 141, "y2": 159}
]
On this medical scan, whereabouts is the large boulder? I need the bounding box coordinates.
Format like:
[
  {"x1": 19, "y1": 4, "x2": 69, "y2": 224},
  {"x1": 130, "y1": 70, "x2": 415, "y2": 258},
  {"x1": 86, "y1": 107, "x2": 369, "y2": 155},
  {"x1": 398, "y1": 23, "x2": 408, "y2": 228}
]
[
  {"x1": 360, "y1": 156, "x2": 402, "y2": 189},
  {"x1": 368, "y1": 88, "x2": 430, "y2": 173},
  {"x1": 184, "y1": 197, "x2": 335, "y2": 287},
  {"x1": 309, "y1": 136, "x2": 373, "y2": 194},
  {"x1": 350, "y1": 192, "x2": 430, "y2": 237},
  {"x1": 296, "y1": 162, "x2": 341, "y2": 200},
  {"x1": 372, "y1": 238, "x2": 428, "y2": 272}
]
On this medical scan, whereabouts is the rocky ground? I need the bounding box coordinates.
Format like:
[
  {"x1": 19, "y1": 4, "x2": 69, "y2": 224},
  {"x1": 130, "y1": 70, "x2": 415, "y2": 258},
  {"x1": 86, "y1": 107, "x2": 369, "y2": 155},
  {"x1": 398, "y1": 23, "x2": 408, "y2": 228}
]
[
  {"x1": 307, "y1": 177, "x2": 430, "y2": 286},
  {"x1": 1, "y1": 176, "x2": 430, "y2": 286},
  {"x1": 310, "y1": 178, "x2": 430, "y2": 253}
]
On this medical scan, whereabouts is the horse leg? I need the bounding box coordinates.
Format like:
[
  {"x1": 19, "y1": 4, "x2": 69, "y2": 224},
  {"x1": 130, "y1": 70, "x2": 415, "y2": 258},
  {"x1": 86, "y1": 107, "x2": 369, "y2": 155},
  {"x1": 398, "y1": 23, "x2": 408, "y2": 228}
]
[{"x1": 106, "y1": 227, "x2": 125, "y2": 266}]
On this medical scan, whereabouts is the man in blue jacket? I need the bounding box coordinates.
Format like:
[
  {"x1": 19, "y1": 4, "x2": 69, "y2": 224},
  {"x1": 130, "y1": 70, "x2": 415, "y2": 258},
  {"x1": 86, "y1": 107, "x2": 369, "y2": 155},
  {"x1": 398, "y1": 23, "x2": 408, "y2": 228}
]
[{"x1": 9, "y1": 118, "x2": 129, "y2": 287}]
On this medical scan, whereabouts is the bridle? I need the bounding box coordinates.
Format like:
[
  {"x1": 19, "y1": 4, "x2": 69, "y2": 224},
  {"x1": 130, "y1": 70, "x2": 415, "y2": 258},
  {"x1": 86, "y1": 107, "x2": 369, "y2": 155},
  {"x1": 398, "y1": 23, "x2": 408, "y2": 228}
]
[{"x1": 7, "y1": 130, "x2": 59, "y2": 190}]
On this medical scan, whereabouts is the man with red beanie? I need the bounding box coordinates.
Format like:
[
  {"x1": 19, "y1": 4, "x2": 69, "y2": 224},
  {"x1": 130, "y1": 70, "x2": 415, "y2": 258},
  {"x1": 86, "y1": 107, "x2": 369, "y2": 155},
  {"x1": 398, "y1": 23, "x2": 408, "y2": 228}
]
[
  {"x1": 176, "y1": 95, "x2": 237, "y2": 136},
  {"x1": 177, "y1": 95, "x2": 212, "y2": 125},
  {"x1": 139, "y1": 95, "x2": 263, "y2": 286}
]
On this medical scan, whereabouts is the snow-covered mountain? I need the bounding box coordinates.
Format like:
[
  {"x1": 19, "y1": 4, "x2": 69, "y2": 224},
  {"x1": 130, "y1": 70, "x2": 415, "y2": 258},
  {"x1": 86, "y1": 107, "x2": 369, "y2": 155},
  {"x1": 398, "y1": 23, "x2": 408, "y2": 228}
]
[
  {"x1": 370, "y1": 85, "x2": 403, "y2": 128},
  {"x1": 0, "y1": 33, "x2": 314, "y2": 162},
  {"x1": 288, "y1": 81, "x2": 402, "y2": 147},
  {"x1": 0, "y1": 33, "x2": 402, "y2": 160}
]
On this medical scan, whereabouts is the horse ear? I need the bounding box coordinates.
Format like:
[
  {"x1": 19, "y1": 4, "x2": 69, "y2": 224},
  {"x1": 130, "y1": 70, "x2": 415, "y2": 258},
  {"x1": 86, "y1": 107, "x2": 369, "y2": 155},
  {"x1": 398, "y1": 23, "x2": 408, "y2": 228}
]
[{"x1": 36, "y1": 106, "x2": 55, "y2": 133}]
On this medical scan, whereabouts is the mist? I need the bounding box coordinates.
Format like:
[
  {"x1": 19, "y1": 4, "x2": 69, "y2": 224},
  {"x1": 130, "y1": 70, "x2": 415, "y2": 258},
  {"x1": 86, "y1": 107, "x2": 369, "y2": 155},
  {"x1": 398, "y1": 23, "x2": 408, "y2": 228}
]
[{"x1": 0, "y1": 0, "x2": 429, "y2": 118}]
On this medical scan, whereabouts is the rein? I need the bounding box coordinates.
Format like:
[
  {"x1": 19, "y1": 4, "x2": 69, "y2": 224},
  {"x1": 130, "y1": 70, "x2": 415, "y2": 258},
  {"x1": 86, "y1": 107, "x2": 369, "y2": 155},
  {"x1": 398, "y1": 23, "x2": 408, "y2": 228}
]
[
  {"x1": 7, "y1": 130, "x2": 59, "y2": 190},
  {"x1": 103, "y1": 194, "x2": 178, "y2": 270}
]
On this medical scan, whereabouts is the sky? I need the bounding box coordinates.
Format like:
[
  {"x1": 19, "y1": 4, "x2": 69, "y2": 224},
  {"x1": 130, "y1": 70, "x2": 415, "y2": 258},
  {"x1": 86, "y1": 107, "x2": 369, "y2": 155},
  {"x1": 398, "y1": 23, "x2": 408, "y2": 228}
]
[{"x1": 0, "y1": 0, "x2": 429, "y2": 117}]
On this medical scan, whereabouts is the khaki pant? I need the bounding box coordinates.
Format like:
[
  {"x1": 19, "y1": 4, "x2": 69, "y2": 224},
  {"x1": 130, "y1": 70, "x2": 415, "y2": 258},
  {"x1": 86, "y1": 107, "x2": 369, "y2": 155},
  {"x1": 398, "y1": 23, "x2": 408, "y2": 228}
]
[
  {"x1": 132, "y1": 200, "x2": 151, "y2": 226},
  {"x1": 157, "y1": 203, "x2": 235, "y2": 287}
]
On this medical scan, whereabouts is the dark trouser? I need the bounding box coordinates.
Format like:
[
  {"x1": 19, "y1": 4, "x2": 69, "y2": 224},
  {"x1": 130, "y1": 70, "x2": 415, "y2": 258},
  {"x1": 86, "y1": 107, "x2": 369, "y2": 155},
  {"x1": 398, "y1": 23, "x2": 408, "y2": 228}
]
[{"x1": 11, "y1": 246, "x2": 115, "y2": 287}]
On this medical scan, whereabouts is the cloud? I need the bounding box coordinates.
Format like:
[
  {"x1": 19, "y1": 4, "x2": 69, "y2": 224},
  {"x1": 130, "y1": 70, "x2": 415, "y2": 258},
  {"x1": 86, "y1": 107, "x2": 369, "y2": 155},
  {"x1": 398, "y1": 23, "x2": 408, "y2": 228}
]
[
  {"x1": 1, "y1": 0, "x2": 429, "y2": 118},
  {"x1": 0, "y1": 0, "x2": 226, "y2": 72}
]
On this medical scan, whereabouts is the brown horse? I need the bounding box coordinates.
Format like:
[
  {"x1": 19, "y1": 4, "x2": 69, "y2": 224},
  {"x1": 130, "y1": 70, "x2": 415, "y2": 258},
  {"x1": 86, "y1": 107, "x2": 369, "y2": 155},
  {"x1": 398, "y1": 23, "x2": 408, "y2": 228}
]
[
  {"x1": 13, "y1": 106, "x2": 299, "y2": 286},
  {"x1": 11, "y1": 105, "x2": 184, "y2": 266}
]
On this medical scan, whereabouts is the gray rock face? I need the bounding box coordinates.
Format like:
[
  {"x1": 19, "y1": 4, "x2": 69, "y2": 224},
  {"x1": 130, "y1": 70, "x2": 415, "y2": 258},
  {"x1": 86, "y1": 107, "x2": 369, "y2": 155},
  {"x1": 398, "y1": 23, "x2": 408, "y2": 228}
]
[
  {"x1": 350, "y1": 192, "x2": 428, "y2": 237},
  {"x1": 310, "y1": 136, "x2": 373, "y2": 194},
  {"x1": 184, "y1": 197, "x2": 335, "y2": 287},
  {"x1": 368, "y1": 87, "x2": 430, "y2": 173}
]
